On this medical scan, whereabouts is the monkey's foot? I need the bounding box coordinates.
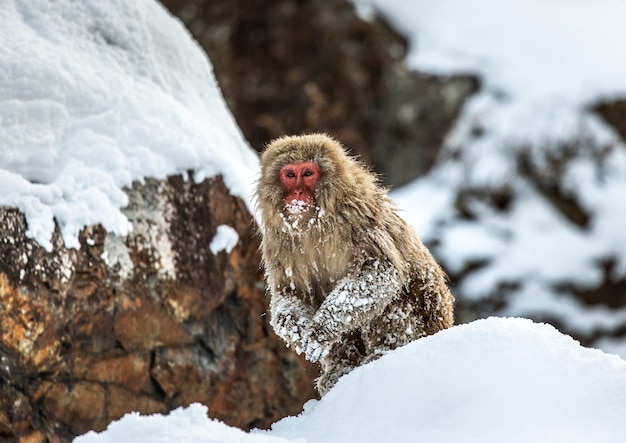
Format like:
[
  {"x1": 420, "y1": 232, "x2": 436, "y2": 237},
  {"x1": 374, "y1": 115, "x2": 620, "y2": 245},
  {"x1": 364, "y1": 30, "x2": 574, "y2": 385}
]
[{"x1": 315, "y1": 365, "x2": 354, "y2": 396}]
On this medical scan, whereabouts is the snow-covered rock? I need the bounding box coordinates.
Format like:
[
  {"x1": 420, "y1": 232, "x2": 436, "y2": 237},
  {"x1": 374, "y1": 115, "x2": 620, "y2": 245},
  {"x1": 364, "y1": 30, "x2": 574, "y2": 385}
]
[{"x1": 0, "y1": 0, "x2": 258, "y2": 251}]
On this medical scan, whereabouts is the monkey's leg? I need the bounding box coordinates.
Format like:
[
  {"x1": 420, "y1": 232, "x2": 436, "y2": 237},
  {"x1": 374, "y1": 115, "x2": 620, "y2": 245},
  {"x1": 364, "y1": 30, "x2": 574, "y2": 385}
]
[
  {"x1": 316, "y1": 332, "x2": 366, "y2": 395},
  {"x1": 361, "y1": 298, "x2": 427, "y2": 365}
]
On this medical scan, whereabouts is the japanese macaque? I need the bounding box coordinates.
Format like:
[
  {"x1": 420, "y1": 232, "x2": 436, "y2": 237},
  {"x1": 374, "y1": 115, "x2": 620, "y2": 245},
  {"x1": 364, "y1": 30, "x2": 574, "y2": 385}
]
[{"x1": 256, "y1": 133, "x2": 454, "y2": 395}]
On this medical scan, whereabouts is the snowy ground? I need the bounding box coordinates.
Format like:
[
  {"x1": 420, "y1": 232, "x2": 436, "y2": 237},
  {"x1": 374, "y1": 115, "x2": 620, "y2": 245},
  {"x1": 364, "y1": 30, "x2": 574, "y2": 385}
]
[{"x1": 75, "y1": 317, "x2": 626, "y2": 443}]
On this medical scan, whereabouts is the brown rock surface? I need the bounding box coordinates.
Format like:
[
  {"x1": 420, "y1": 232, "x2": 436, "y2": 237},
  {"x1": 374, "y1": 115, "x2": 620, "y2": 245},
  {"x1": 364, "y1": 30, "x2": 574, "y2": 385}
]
[
  {"x1": 596, "y1": 99, "x2": 626, "y2": 142},
  {"x1": 0, "y1": 175, "x2": 317, "y2": 441}
]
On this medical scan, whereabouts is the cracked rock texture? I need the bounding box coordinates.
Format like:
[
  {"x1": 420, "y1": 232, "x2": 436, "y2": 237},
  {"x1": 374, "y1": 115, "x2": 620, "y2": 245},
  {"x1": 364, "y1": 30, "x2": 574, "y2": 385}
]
[{"x1": 0, "y1": 175, "x2": 317, "y2": 442}]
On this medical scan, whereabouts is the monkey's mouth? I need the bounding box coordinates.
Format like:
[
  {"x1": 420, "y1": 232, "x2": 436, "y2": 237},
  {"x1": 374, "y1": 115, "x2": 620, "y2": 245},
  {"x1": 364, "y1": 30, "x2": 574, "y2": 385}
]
[{"x1": 285, "y1": 198, "x2": 312, "y2": 215}]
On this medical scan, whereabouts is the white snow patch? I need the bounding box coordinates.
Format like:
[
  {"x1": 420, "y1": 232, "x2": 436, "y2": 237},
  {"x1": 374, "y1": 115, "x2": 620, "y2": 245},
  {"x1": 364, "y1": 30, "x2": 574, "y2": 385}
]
[
  {"x1": 210, "y1": 225, "x2": 239, "y2": 255},
  {"x1": 0, "y1": 0, "x2": 259, "y2": 251},
  {"x1": 356, "y1": 0, "x2": 626, "y2": 103},
  {"x1": 74, "y1": 318, "x2": 626, "y2": 443},
  {"x1": 74, "y1": 403, "x2": 301, "y2": 443},
  {"x1": 285, "y1": 199, "x2": 311, "y2": 215}
]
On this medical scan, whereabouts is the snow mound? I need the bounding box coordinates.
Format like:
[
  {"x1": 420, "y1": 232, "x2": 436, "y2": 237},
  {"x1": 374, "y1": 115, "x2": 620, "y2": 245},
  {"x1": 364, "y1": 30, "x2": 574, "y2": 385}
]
[
  {"x1": 74, "y1": 403, "x2": 300, "y2": 443},
  {"x1": 74, "y1": 318, "x2": 626, "y2": 443},
  {"x1": 0, "y1": 0, "x2": 258, "y2": 251}
]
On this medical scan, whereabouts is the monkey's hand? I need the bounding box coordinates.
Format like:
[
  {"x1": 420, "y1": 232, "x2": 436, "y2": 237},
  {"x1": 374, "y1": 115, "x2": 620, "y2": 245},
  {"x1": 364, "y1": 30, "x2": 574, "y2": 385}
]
[
  {"x1": 300, "y1": 327, "x2": 333, "y2": 363},
  {"x1": 269, "y1": 291, "x2": 315, "y2": 350},
  {"x1": 309, "y1": 258, "x2": 402, "y2": 342}
]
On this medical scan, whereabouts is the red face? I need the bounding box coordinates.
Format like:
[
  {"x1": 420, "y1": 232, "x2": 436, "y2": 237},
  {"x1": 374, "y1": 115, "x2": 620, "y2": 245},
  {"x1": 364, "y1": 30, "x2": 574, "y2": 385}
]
[{"x1": 279, "y1": 162, "x2": 321, "y2": 214}]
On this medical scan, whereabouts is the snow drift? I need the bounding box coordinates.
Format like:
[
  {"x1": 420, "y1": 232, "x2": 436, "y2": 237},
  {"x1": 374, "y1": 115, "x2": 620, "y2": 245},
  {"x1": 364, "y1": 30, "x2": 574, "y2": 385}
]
[
  {"x1": 75, "y1": 317, "x2": 626, "y2": 442},
  {"x1": 0, "y1": 0, "x2": 258, "y2": 251}
]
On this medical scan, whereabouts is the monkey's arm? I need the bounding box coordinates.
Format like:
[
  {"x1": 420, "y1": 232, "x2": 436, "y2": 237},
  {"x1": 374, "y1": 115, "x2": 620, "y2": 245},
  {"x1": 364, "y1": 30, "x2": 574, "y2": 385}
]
[
  {"x1": 302, "y1": 258, "x2": 402, "y2": 362},
  {"x1": 269, "y1": 290, "x2": 315, "y2": 351}
]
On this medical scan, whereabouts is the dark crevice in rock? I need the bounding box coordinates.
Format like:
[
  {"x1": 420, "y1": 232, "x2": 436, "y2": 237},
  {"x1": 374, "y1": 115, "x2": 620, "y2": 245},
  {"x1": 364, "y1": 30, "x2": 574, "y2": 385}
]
[
  {"x1": 517, "y1": 148, "x2": 591, "y2": 229},
  {"x1": 555, "y1": 258, "x2": 626, "y2": 309},
  {"x1": 595, "y1": 99, "x2": 626, "y2": 142}
]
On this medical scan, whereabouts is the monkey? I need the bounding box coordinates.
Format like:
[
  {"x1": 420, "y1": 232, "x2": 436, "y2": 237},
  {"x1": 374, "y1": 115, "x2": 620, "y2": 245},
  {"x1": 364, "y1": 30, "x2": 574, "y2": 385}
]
[{"x1": 256, "y1": 133, "x2": 454, "y2": 395}]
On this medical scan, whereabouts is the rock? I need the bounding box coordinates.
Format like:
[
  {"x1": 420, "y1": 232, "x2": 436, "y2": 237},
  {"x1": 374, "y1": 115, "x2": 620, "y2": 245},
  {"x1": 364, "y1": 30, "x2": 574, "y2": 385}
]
[
  {"x1": 36, "y1": 381, "x2": 109, "y2": 436},
  {"x1": 596, "y1": 99, "x2": 626, "y2": 142},
  {"x1": 159, "y1": 0, "x2": 477, "y2": 186},
  {"x1": 0, "y1": 175, "x2": 317, "y2": 441}
]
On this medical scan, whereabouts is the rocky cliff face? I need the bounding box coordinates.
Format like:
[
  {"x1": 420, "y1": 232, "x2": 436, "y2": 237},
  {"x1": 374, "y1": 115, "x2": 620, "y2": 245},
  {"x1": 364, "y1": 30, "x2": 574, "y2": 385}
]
[{"x1": 0, "y1": 175, "x2": 317, "y2": 442}]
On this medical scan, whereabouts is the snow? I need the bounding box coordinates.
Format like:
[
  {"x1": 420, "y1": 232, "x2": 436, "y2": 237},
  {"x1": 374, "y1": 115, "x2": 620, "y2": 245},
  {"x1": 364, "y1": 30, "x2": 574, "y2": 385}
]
[
  {"x1": 355, "y1": 0, "x2": 626, "y2": 353},
  {"x1": 74, "y1": 318, "x2": 626, "y2": 442},
  {"x1": 356, "y1": 0, "x2": 626, "y2": 102},
  {"x1": 0, "y1": 0, "x2": 259, "y2": 251},
  {"x1": 285, "y1": 199, "x2": 311, "y2": 215},
  {"x1": 209, "y1": 225, "x2": 240, "y2": 255},
  {"x1": 73, "y1": 403, "x2": 300, "y2": 443}
]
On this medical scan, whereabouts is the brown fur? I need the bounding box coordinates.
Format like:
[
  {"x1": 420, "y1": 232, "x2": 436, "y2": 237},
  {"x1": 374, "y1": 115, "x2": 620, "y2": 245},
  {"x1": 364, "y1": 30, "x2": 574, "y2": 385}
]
[{"x1": 256, "y1": 133, "x2": 454, "y2": 394}]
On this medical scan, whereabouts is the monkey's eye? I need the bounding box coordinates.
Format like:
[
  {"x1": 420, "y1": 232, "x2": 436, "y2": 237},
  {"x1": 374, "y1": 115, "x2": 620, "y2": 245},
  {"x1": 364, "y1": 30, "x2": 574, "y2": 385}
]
[
  {"x1": 303, "y1": 169, "x2": 314, "y2": 177},
  {"x1": 285, "y1": 170, "x2": 296, "y2": 178}
]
